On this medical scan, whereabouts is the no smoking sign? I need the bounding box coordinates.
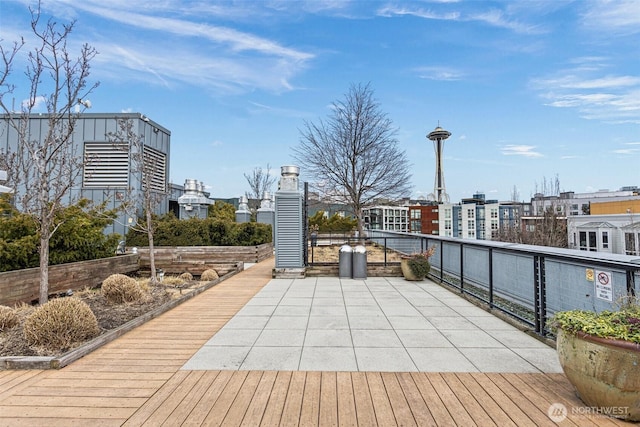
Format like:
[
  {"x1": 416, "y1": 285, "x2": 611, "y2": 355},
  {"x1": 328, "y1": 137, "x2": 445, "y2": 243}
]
[{"x1": 595, "y1": 270, "x2": 613, "y2": 302}]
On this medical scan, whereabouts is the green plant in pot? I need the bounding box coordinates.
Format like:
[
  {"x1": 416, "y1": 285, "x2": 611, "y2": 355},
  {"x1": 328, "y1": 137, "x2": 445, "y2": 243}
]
[
  {"x1": 548, "y1": 296, "x2": 640, "y2": 421},
  {"x1": 401, "y1": 245, "x2": 436, "y2": 281}
]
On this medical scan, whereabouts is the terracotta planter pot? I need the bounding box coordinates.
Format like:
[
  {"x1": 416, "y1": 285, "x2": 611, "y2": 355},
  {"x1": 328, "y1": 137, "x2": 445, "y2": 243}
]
[
  {"x1": 400, "y1": 258, "x2": 424, "y2": 281},
  {"x1": 556, "y1": 329, "x2": 640, "y2": 421}
]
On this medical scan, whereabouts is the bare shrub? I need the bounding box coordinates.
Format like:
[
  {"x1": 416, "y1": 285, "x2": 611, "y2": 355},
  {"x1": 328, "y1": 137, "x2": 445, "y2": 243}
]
[
  {"x1": 102, "y1": 273, "x2": 146, "y2": 303},
  {"x1": 179, "y1": 272, "x2": 193, "y2": 281},
  {"x1": 200, "y1": 269, "x2": 219, "y2": 281},
  {"x1": 161, "y1": 276, "x2": 186, "y2": 286},
  {"x1": 0, "y1": 305, "x2": 18, "y2": 331},
  {"x1": 23, "y1": 298, "x2": 99, "y2": 351}
]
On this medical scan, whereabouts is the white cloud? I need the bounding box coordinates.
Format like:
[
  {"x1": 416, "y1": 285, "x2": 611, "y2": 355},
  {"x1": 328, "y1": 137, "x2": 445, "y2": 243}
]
[
  {"x1": 531, "y1": 61, "x2": 640, "y2": 124},
  {"x1": 613, "y1": 148, "x2": 640, "y2": 155},
  {"x1": 247, "y1": 101, "x2": 311, "y2": 118},
  {"x1": 377, "y1": 4, "x2": 544, "y2": 34},
  {"x1": 377, "y1": 5, "x2": 460, "y2": 21},
  {"x1": 23, "y1": 0, "x2": 315, "y2": 95},
  {"x1": 581, "y1": 0, "x2": 640, "y2": 34},
  {"x1": 613, "y1": 142, "x2": 640, "y2": 155},
  {"x1": 501, "y1": 145, "x2": 543, "y2": 158},
  {"x1": 70, "y1": 2, "x2": 313, "y2": 61},
  {"x1": 414, "y1": 66, "x2": 465, "y2": 81},
  {"x1": 21, "y1": 95, "x2": 46, "y2": 111}
]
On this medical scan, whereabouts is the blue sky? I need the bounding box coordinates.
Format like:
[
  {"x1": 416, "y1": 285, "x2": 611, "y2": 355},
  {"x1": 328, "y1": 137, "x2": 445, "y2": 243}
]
[{"x1": 1, "y1": 0, "x2": 639, "y2": 202}]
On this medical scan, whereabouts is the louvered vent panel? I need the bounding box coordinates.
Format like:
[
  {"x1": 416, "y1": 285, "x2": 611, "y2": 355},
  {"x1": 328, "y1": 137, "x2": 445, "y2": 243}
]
[
  {"x1": 83, "y1": 143, "x2": 129, "y2": 187},
  {"x1": 142, "y1": 146, "x2": 167, "y2": 192},
  {"x1": 275, "y1": 193, "x2": 303, "y2": 268}
]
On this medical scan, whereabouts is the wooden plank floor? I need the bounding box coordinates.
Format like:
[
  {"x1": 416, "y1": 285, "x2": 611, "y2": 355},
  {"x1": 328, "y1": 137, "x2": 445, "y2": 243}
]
[{"x1": 0, "y1": 258, "x2": 633, "y2": 426}]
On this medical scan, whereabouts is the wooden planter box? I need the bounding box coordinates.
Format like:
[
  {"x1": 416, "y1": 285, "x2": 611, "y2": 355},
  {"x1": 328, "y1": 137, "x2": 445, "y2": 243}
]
[
  {"x1": 0, "y1": 255, "x2": 139, "y2": 306},
  {"x1": 135, "y1": 244, "x2": 273, "y2": 275}
]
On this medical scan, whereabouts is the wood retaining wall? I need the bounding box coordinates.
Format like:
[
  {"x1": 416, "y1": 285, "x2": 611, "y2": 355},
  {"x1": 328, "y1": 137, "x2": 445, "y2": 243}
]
[
  {"x1": 306, "y1": 262, "x2": 401, "y2": 277},
  {"x1": 0, "y1": 255, "x2": 139, "y2": 306},
  {"x1": 136, "y1": 244, "x2": 274, "y2": 275}
]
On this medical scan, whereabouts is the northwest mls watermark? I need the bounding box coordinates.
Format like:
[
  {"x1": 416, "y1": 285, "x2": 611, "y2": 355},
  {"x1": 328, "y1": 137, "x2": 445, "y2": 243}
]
[{"x1": 548, "y1": 403, "x2": 629, "y2": 422}]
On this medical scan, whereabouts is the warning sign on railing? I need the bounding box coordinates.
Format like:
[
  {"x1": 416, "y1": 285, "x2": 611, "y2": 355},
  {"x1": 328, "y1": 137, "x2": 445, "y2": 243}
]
[{"x1": 595, "y1": 270, "x2": 613, "y2": 302}]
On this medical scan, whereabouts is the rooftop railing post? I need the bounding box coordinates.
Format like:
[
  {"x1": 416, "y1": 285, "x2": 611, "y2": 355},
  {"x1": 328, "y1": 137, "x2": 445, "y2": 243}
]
[
  {"x1": 459, "y1": 242, "x2": 464, "y2": 294},
  {"x1": 310, "y1": 239, "x2": 314, "y2": 265},
  {"x1": 488, "y1": 247, "x2": 494, "y2": 309},
  {"x1": 534, "y1": 255, "x2": 540, "y2": 334},
  {"x1": 627, "y1": 269, "x2": 637, "y2": 297},
  {"x1": 384, "y1": 237, "x2": 388, "y2": 266},
  {"x1": 533, "y1": 255, "x2": 547, "y2": 336},
  {"x1": 439, "y1": 240, "x2": 444, "y2": 283},
  {"x1": 540, "y1": 257, "x2": 547, "y2": 336}
]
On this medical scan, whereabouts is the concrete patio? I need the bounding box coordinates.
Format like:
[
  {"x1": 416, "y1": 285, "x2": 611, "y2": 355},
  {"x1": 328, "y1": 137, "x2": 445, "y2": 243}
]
[{"x1": 184, "y1": 274, "x2": 561, "y2": 373}]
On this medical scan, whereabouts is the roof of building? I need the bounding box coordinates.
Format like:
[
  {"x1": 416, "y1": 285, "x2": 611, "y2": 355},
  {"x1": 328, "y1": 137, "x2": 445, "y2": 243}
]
[{"x1": 576, "y1": 221, "x2": 617, "y2": 228}]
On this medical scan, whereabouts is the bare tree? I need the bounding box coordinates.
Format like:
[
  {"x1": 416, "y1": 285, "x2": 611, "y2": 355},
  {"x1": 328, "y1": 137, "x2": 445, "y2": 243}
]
[
  {"x1": 497, "y1": 175, "x2": 567, "y2": 248},
  {"x1": 293, "y1": 83, "x2": 412, "y2": 236},
  {"x1": 106, "y1": 118, "x2": 167, "y2": 284},
  {"x1": 244, "y1": 164, "x2": 276, "y2": 212},
  {"x1": 0, "y1": 5, "x2": 98, "y2": 303}
]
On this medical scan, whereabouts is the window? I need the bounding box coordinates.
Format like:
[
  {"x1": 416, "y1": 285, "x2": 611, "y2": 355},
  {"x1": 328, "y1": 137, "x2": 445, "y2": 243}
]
[
  {"x1": 444, "y1": 209, "x2": 451, "y2": 219},
  {"x1": 602, "y1": 232, "x2": 609, "y2": 249},
  {"x1": 625, "y1": 233, "x2": 637, "y2": 255},
  {"x1": 579, "y1": 231, "x2": 587, "y2": 250},
  {"x1": 467, "y1": 208, "x2": 474, "y2": 219},
  {"x1": 490, "y1": 209, "x2": 498, "y2": 219},
  {"x1": 588, "y1": 231, "x2": 597, "y2": 252}
]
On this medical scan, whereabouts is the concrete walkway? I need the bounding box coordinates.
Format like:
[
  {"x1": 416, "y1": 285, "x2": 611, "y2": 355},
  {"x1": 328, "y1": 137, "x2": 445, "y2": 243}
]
[{"x1": 183, "y1": 275, "x2": 562, "y2": 373}]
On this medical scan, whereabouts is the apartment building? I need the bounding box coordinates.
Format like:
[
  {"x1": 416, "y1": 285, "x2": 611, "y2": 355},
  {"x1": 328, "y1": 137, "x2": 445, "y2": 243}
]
[
  {"x1": 363, "y1": 205, "x2": 409, "y2": 232},
  {"x1": 437, "y1": 193, "x2": 522, "y2": 240},
  {"x1": 567, "y1": 197, "x2": 640, "y2": 255}
]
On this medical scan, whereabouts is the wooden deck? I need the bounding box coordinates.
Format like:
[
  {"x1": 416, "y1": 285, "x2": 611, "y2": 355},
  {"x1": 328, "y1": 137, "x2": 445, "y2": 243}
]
[{"x1": 0, "y1": 259, "x2": 633, "y2": 426}]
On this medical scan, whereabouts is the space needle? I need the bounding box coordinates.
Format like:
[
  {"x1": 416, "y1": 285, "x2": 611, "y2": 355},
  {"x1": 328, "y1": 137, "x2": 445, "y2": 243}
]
[{"x1": 427, "y1": 125, "x2": 452, "y2": 204}]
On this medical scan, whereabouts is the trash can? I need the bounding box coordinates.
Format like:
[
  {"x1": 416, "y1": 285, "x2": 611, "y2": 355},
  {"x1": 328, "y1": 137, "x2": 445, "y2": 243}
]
[
  {"x1": 352, "y1": 245, "x2": 367, "y2": 279},
  {"x1": 338, "y1": 244, "x2": 353, "y2": 278}
]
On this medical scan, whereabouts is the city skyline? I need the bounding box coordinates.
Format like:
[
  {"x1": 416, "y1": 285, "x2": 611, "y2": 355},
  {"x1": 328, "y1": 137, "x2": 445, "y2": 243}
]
[{"x1": 1, "y1": 0, "x2": 638, "y2": 202}]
